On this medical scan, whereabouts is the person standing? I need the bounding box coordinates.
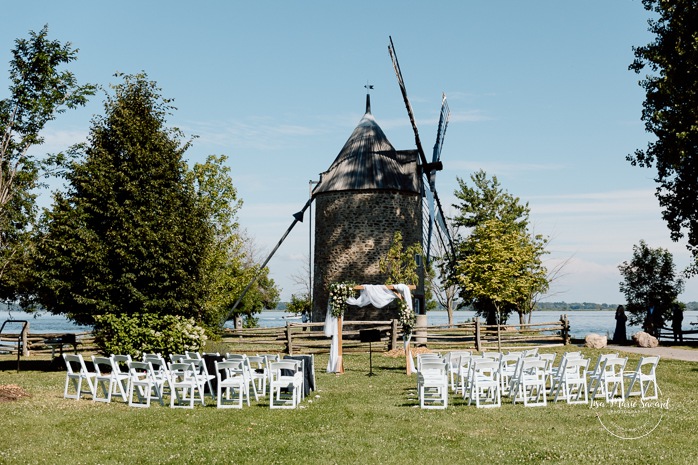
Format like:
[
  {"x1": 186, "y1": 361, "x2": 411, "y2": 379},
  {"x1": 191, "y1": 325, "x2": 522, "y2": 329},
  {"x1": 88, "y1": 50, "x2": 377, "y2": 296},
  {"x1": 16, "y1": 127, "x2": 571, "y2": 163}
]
[
  {"x1": 672, "y1": 303, "x2": 684, "y2": 342},
  {"x1": 614, "y1": 305, "x2": 627, "y2": 343}
]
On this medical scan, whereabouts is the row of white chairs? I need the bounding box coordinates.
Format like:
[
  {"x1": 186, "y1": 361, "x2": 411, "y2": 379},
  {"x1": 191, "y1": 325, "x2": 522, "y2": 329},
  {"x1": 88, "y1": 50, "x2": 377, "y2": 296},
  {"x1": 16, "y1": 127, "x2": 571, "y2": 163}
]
[
  {"x1": 415, "y1": 350, "x2": 660, "y2": 409},
  {"x1": 63, "y1": 352, "x2": 306, "y2": 409}
]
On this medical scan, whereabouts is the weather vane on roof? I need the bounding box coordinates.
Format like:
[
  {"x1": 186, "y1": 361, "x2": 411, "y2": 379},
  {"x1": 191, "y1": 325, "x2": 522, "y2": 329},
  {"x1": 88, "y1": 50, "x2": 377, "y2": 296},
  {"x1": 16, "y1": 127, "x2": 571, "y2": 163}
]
[{"x1": 364, "y1": 82, "x2": 374, "y2": 93}]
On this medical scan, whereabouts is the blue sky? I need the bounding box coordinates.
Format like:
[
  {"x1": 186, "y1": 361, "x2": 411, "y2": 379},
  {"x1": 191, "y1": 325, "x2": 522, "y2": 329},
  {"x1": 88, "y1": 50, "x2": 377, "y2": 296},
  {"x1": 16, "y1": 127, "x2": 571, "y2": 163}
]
[{"x1": 3, "y1": 0, "x2": 696, "y2": 304}]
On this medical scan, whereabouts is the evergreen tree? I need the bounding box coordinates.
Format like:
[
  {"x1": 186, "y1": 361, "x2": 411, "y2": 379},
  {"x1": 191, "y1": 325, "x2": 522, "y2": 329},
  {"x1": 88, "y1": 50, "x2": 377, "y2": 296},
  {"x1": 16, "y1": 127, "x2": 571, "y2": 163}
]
[{"x1": 32, "y1": 73, "x2": 211, "y2": 326}]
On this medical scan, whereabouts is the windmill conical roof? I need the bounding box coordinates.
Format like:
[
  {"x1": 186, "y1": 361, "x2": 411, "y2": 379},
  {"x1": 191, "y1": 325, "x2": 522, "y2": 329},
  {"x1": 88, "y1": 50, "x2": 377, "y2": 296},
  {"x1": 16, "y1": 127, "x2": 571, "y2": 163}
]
[{"x1": 314, "y1": 108, "x2": 419, "y2": 195}]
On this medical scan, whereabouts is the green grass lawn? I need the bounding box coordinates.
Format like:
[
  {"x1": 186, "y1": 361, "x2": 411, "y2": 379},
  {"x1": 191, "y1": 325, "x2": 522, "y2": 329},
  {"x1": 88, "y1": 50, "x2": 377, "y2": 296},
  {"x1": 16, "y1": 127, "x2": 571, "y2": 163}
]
[{"x1": 1, "y1": 348, "x2": 697, "y2": 465}]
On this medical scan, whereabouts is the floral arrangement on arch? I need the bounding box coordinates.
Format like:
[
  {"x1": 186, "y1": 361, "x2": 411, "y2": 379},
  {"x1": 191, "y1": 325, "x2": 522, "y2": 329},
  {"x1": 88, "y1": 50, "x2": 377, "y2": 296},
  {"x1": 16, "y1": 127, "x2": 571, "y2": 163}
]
[
  {"x1": 397, "y1": 298, "x2": 416, "y2": 334},
  {"x1": 329, "y1": 282, "x2": 356, "y2": 319}
]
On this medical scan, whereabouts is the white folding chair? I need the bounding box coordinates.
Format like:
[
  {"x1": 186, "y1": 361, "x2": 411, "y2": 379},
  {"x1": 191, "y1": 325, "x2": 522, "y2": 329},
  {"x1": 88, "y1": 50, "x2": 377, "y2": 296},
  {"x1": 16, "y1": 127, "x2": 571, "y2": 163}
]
[
  {"x1": 169, "y1": 361, "x2": 204, "y2": 408},
  {"x1": 127, "y1": 361, "x2": 165, "y2": 407},
  {"x1": 468, "y1": 359, "x2": 501, "y2": 408},
  {"x1": 269, "y1": 360, "x2": 303, "y2": 409},
  {"x1": 552, "y1": 357, "x2": 589, "y2": 404},
  {"x1": 215, "y1": 360, "x2": 247, "y2": 408},
  {"x1": 92, "y1": 356, "x2": 122, "y2": 403},
  {"x1": 481, "y1": 351, "x2": 502, "y2": 362},
  {"x1": 512, "y1": 358, "x2": 547, "y2": 407},
  {"x1": 498, "y1": 353, "x2": 522, "y2": 396},
  {"x1": 63, "y1": 354, "x2": 96, "y2": 400},
  {"x1": 416, "y1": 353, "x2": 442, "y2": 372},
  {"x1": 169, "y1": 354, "x2": 187, "y2": 364},
  {"x1": 143, "y1": 354, "x2": 171, "y2": 395},
  {"x1": 182, "y1": 358, "x2": 215, "y2": 404},
  {"x1": 459, "y1": 355, "x2": 482, "y2": 399},
  {"x1": 537, "y1": 353, "x2": 556, "y2": 392},
  {"x1": 247, "y1": 355, "x2": 268, "y2": 397},
  {"x1": 589, "y1": 356, "x2": 627, "y2": 401},
  {"x1": 417, "y1": 360, "x2": 449, "y2": 409},
  {"x1": 109, "y1": 354, "x2": 132, "y2": 402},
  {"x1": 446, "y1": 351, "x2": 471, "y2": 392},
  {"x1": 624, "y1": 356, "x2": 660, "y2": 400},
  {"x1": 523, "y1": 348, "x2": 539, "y2": 357}
]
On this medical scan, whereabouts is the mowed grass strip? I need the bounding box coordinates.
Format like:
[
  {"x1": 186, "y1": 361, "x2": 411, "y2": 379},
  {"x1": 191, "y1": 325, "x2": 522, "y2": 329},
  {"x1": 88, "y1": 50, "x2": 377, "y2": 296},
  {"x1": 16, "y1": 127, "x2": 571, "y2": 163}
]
[{"x1": 1, "y1": 348, "x2": 696, "y2": 465}]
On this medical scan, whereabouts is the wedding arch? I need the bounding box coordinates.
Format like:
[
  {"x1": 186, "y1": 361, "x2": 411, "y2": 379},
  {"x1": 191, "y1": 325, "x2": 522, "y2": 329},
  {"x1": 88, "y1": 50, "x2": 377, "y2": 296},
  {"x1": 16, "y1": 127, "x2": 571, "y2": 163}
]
[{"x1": 324, "y1": 283, "x2": 416, "y2": 375}]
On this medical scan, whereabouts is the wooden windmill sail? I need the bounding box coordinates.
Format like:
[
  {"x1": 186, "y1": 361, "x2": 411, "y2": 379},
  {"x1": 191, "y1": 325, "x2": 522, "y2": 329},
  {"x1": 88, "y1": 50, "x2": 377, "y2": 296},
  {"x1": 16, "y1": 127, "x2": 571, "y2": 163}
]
[{"x1": 388, "y1": 36, "x2": 455, "y2": 269}]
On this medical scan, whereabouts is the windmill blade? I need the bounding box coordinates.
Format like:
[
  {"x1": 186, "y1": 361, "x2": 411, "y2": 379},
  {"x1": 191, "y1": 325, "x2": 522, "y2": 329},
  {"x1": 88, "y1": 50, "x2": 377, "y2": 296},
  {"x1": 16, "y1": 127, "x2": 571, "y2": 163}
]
[
  {"x1": 428, "y1": 94, "x2": 449, "y2": 192},
  {"x1": 432, "y1": 93, "x2": 450, "y2": 164},
  {"x1": 424, "y1": 186, "x2": 436, "y2": 264},
  {"x1": 388, "y1": 36, "x2": 429, "y2": 168},
  {"x1": 389, "y1": 37, "x2": 455, "y2": 266},
  {"x1": 433, "y1": 189, "x2": 455, "y2": 263},
  {"x1": 220, "y1": 199, "x2": 312, "y2": 328}
]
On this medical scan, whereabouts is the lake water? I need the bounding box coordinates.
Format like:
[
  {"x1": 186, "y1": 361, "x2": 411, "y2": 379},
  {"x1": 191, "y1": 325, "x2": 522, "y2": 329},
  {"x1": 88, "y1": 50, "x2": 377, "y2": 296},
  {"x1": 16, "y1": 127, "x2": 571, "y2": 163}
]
[{"x1": 3, "y1": 309, "x2": 696, "y2": 339}]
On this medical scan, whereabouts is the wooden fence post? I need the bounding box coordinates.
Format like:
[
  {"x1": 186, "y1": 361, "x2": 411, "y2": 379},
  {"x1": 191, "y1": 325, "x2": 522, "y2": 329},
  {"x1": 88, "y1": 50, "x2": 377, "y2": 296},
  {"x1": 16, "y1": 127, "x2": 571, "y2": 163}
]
[
  {"x1": 560, "y1": 314, "x2": 569, "y2": 345},
  {"x1": 21, "y1": 321, "x2": 29, "y2": 356},
  {"x1": 390, "y1": 319, "x2": 398, "y2": 351},
  {"x1": 474, "y1": 317, "x2": 481, "y2": 352},
  {"x1": 285, "y1": 322, "x2": 293, "y2": 355}
]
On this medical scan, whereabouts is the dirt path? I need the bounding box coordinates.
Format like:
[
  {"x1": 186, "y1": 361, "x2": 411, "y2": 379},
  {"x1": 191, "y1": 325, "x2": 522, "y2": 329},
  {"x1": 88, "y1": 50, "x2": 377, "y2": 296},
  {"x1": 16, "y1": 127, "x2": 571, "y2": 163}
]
[{"x1": 606, "y1": 344, "x2": 698, "y2": 362}]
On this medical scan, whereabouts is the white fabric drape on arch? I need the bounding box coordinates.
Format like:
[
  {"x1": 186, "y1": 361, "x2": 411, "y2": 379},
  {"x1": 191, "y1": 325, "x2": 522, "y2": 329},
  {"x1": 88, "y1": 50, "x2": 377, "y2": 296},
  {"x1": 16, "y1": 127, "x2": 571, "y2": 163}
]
[
  {"x1": 392, "y1": 283, "x2": 415, "y2": 373},
  {"x1": 324, "y1": 305, "x2": 339, "y2": 372}
]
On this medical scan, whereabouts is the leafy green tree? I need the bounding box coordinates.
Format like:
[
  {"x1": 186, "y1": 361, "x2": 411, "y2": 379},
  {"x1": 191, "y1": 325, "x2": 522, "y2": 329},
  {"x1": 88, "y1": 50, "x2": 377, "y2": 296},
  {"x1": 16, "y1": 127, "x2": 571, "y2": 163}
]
[
  {"x1": 31, "y1": 73, "x2": 211, "y2": 327},
  {"x1": 188, "y1": 155, "x2": 279, "y2": 329},
  {"x1": 287, "y1": 294, "x2": 311, "y2": 315},
  {"x1": 452, "y1": 170, "x2": 530, "y2": 231},
  {"x1": 628, "y1": 0, "x2": 698, "y2": 273},
  {"x1": 454, "y1": 219, "x2": 548, "y2": 349},
  {"x1": 379, "y1": 231, "x2": 421, "y2": 286},
  {"x1": 0, "y1": 25, "x2": 94, "y2": 302},
  {"x1": 450, "y1": 170, "x2": 546, "y2": 325},
  {"x1": 618, "y1": 240, "x2": 684, "y2": 336},
  {"x1": 234, "y1": 248, "x2": 280, "y2": 327},
  {"x1": 461, "y1": 219, "x2": 548, "y2": 323},
  {"x1": 378, "y1": 230, "x2": 437, "y2": 313}
]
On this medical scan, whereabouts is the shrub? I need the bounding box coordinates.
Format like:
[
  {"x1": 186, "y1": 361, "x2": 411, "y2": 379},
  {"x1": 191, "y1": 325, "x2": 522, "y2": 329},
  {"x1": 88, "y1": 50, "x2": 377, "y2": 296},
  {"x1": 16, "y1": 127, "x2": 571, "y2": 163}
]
[{"x1": 93, "y1": 313, "x2": 207, "y2": 357}]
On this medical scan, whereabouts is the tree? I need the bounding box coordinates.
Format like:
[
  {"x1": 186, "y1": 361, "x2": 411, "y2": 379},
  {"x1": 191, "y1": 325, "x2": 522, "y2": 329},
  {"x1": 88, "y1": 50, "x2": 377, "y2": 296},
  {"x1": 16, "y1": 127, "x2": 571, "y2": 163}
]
[
  {"x1": 450, "y1": 170, "x2": 545, "y2": 325},
  {"x1": 628, "y1": 0, "x2": 698, "y2": 273},
  {"x1": 187, "y1": 155, "x2": 279, "y2": 329},
  {"x1": 430, "y1": 220, "x2": 461, "y2": 327},
  {"x1": 233, "y1": 237, "x2": 280, "y2": 327},
  {"x1": 379, "y1": 231, "x2": 421, "y2": 286},
  {"x1": 31, "y1": 73, "x2": 211, "y2": 327},
  {"x1": 452, "y1": 170, "x2": 529, "y2": 231},
  {"x1": 287, "y1": 256, "x2": 311, "y2": 315},
  {"x1": 454, "y1": 219, "x2": 548, "y2": 349},
  {"x1": 0, "y1": 25, "x2": 94, "y2": 302},
  {"x1": 618, "y1": 240, "x2": 684, "y2": 336},
  {"x1": 287, "y1": 294, "x2": 311, "y2": 316}
]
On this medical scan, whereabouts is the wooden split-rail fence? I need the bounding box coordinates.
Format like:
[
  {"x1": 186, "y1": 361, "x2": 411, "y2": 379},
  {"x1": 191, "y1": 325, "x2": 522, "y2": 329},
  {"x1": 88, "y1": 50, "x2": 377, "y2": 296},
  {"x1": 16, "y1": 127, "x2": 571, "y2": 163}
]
[
  {"x1": 0, "y1": 315, "x2": 571, "y2": 358},
  {"x1": 218, "y1": 315, "x2": 571, "y2": 354}
]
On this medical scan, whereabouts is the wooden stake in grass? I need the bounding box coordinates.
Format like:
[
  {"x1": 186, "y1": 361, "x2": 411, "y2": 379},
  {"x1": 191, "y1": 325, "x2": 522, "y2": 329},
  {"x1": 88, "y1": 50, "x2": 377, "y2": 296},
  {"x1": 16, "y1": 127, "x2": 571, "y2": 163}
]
[{"x1": 337, "y1": 315, "x2": 344, "y2": 374}]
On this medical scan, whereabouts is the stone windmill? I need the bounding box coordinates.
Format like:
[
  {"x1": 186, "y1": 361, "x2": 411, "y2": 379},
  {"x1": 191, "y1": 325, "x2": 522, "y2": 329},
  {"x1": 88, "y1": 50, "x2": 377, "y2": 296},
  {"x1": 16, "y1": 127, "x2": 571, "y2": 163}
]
[
  {"x1": 310, "y1": 38, "x2": 454, "y2": 323},
  {"x1": 309, "y1": 90, "x2": 423, "y2": 322}
]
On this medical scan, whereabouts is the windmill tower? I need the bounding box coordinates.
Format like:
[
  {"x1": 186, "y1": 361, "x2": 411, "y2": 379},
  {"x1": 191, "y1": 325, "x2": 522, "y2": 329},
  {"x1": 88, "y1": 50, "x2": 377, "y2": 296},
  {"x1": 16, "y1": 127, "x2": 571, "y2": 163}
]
[{"x1": 310, "y1": 91, "x2": 423, "y2": 322}]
